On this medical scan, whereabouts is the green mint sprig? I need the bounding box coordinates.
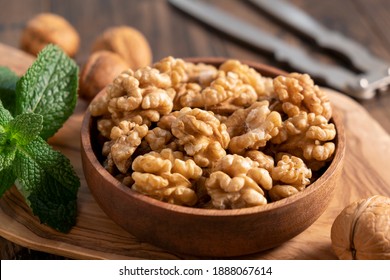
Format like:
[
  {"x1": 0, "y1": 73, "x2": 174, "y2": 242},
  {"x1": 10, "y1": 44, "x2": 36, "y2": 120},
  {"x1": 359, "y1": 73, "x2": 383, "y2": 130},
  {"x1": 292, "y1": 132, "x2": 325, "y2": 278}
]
[
  {"x1": 0, "y1": 45, "x2": 80, "y2": 233},
  {"x1": 15, "y1": 44, "x2": 78, "y2": 140}
]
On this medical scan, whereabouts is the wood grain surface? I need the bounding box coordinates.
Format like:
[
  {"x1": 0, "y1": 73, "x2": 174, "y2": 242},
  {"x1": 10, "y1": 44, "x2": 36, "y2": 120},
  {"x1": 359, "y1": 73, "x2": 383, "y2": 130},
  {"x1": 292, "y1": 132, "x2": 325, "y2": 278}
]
[{"x1": 0, "y1": 43, "x2": 389, "y2": 260}]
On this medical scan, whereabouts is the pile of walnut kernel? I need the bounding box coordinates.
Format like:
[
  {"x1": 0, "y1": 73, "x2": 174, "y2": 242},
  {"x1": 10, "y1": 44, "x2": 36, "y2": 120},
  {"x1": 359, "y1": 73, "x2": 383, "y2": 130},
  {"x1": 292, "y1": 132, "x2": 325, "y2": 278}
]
[{"x1": 89, "y1": 56, "x2": 336, "y2": 209}]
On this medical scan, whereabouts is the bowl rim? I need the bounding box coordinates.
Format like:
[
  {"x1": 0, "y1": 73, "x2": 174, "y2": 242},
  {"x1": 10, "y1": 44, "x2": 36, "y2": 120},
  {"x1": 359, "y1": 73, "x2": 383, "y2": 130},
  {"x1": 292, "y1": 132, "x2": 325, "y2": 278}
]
[{"x1": 80, "y1": 57, "x2": 346, "y2": 218}]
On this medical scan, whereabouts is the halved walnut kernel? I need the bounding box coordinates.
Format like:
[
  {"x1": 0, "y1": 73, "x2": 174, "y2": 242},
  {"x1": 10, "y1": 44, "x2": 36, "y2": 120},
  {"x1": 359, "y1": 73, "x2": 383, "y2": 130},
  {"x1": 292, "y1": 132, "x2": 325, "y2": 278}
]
[
  {"x1": 131, "y1": 149, "x2": 202, "y2": 206},
  {"x1": 205, "y1": 155, "x2": 272, "y2": 209},
  {"x1": 224, "y1": 101, "x2": 282, "y2": 154},
  {"x1": 171, "y1": 107, "x2": 230, "y2": 167}
]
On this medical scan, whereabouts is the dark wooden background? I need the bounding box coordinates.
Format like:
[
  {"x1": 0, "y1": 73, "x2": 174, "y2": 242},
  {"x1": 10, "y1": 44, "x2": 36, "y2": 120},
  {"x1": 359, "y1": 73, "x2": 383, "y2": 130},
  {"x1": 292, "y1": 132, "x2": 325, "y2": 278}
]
[{"x1": 1, "y1": 0, "x2": 390, "y2": 259}]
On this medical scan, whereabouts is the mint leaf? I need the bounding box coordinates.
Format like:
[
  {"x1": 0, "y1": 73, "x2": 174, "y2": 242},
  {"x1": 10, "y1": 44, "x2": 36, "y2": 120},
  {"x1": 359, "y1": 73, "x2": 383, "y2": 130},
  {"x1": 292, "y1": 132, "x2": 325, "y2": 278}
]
[
  {"x1": 0, "y1": 100, "x2": 13, "y2": 128},
  {"x1": 13, "y1": 137, "x2": 79, "y2": 232},
  {"x1": 0, "y1": 166, "x2": 16, "y2": 196},
  {"x1": 0, "y1": 101, "x2": 16, "y2": 171},
  {"x1": 0, "y1": 144, "x2": 16, "y2": 172},
  {"x1": 15, "y1": 45, "x2": 78, "y2": 140},
  {"x1": 8, "y1": 113, "x2": 43, "y2": 145},
  {"x1": 0, "y1": 66, "x2": 19, "y2": 115}
]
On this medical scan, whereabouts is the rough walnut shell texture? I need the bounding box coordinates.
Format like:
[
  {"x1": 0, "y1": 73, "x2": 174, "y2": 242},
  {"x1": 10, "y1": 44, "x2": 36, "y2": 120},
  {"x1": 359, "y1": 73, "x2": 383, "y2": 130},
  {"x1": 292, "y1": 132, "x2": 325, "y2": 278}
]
[
  {"x1": 331, "y1": 195, "x2": 390, "y2": 260},
  {"x1": 79, "y1": 51, "x2": 129, "y2": 101},
  {"x1": 92, "y1": 26, "x2": 152, "y2": 70},
  {"x1": 20, "y1": 13, "x2": 80, "y2": 57}
]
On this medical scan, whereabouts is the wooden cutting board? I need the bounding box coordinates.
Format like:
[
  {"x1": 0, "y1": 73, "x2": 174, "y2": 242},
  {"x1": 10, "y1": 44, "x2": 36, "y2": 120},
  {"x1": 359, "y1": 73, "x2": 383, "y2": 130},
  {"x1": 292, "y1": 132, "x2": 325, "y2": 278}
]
[{"x1": 0, "y1": 43, "x2": 389, "y2": 260}]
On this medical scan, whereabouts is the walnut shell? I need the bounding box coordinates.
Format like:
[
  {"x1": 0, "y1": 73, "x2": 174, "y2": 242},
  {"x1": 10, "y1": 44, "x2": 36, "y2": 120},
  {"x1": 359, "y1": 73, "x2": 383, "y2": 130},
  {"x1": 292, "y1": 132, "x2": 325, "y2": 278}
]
[
  {"x1": 331, "y1": 195, "x2": 390, "y2": 260},
  {"x1": 91, "y1": 26, "x2": 152, "y2": 70},
  {"x1": 20, "y1": 13, "x2": 80, "y2": 57},
  {"x1": 79, "y1": 51, "x2": 129, "y2": 101}
]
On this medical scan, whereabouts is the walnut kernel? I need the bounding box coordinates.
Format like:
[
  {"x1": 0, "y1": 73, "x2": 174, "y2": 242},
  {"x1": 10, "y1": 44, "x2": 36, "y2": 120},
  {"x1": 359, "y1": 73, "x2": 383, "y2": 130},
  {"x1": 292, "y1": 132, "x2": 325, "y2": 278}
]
[
  {"x1": 205, "y1": 154, "x2": 272, "y2": 209},
  {"x1": 89, "y1": 56, "x2": 337, "y2": 209},
  {"x1": 171, "y1": 107, "x2": 230, "y2": 167},
  {"x1": 103, "y1": 121, "x2": 148, "y2": 173},
  {"x1": 225, "y1": 101, "x2": 282, "y2": 154},
  {"x1": 131, "y1": 149, "x2": 202, "y2": 206},
  {"x1": 269, "y1": 154, "x2": 312, "y2": 201}
]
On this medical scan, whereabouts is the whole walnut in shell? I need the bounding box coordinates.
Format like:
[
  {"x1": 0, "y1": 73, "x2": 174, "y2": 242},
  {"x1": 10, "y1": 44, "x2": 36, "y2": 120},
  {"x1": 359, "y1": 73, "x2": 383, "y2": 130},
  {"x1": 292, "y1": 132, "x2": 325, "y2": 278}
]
[
  {"x1": 91, "y1": 26, "x2": 152, "y2": 70},
  {"x1": 20, "y1": 13, "x2": 80, "y2": 57},
  {"x1": 79, "y1": 51, "x2": 129, "y2": 101},
  {"x1": 331, "y1": 195, "x2": 390, "y2": 260}
]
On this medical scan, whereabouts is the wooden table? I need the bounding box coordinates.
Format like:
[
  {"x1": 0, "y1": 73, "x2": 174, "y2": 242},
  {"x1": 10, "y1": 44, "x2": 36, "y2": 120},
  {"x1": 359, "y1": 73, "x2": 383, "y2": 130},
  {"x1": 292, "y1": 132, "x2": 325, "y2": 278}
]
[{"x1": 0, "y1": 0, "x2": 390, "y2": 259}]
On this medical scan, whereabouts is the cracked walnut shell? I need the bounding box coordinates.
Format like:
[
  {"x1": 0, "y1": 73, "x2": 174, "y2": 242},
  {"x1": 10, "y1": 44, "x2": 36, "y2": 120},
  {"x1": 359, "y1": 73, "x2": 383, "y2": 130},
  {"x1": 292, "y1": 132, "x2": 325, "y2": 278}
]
[{"x1": 331, "y1": 195, "x2": 390, "y2": 260}]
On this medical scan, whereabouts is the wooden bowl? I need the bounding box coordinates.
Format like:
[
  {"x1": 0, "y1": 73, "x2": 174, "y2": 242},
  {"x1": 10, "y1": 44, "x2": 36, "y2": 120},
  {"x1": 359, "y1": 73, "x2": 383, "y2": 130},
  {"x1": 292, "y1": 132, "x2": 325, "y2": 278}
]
[{"x1": 80, "y1": 58, "x2": 346, "y2": 257}]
